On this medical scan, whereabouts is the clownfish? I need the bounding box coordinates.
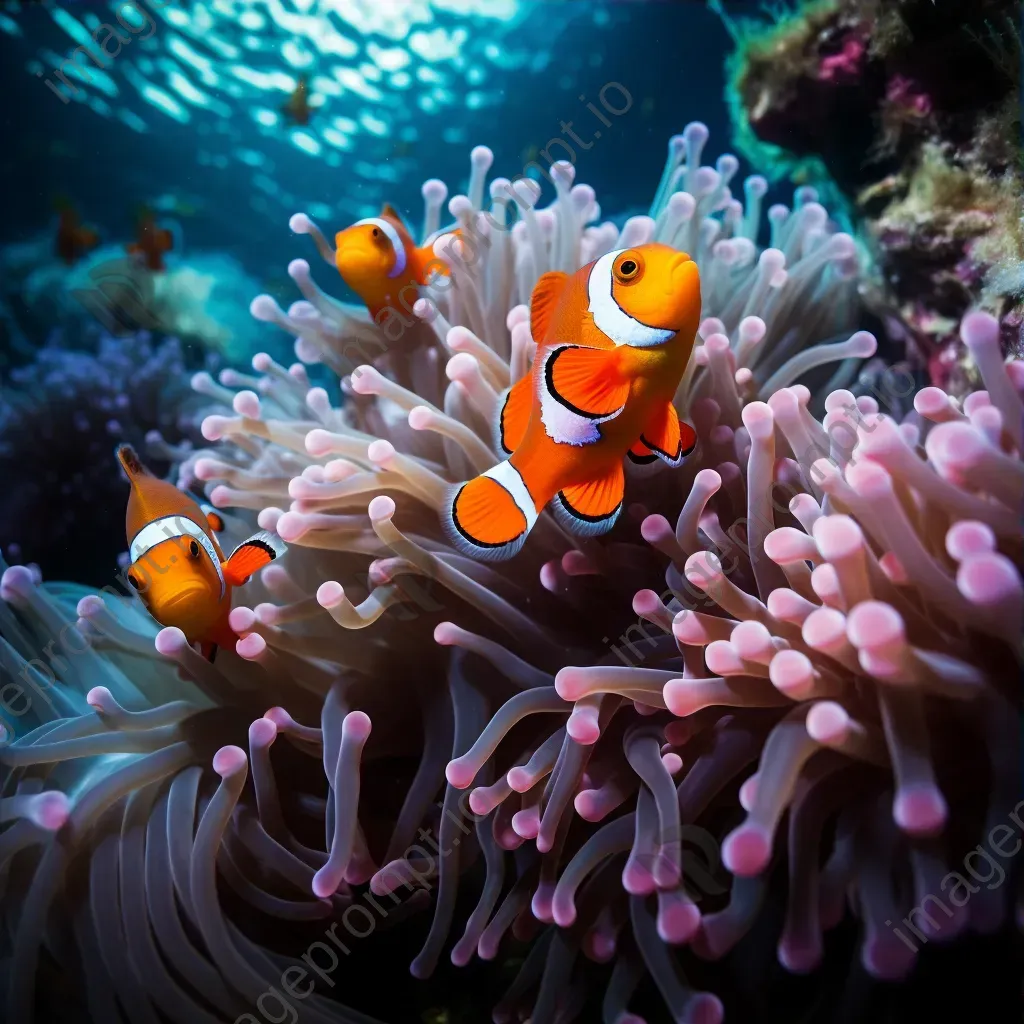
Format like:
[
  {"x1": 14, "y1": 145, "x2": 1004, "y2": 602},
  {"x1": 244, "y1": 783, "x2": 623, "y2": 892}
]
[
  {"x1": 55, "y1": 205, "x2": 99, "y2": 266},
  {"x1": 444, "y1": 243, "x2": 701, "y2": 561},
  {"x1": 282, "y1": 74, "x2": 316, "y2": 126},
  {"x1": 127, "y1": 208, "x2": 173, "y2": 272},
  {"x1": 334, "y1": 204, "x2": 456, "y2": 321},
  {"x1": 117, "y1": 444, "x2": 284, "y2": 660}
]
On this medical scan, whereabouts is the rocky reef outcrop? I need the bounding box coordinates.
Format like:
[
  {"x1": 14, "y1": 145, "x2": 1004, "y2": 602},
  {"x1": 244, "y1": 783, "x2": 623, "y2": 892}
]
[{"x1": 718, "y1": 0, "x2": 1022, "y2": 393}]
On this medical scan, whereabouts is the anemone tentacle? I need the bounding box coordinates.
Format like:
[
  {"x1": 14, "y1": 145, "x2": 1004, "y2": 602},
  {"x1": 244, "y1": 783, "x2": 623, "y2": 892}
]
[{"x1": 2, "y1": 128, "x2": 1019, "y2": 1024}]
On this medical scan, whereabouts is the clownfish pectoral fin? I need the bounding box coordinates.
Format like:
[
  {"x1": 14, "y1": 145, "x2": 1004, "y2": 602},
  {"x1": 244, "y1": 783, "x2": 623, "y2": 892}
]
[
  {"x1": 414, "y1": 226, "x2": 462, "y2": 284},
  {"x1": 495, "y1": 375, "x2": 533, "y2": 455},
  {"x1": 640, "y1": 403, "x2": 697, "y2": 467},
  {"x1": 444, "y1": 460, "x2": 538, "y2": 562},
  {"x1": 414, "y1": 244, "x2": 445, "y2": 284},
  {"x1": 545, "y1": 345, "x2": 629, "y2": 420},
  {"x1": 552, "y1": 462, "x2": 625, "y2": 537},
  {"x1": 627, "y1": 438, "x2": 659, "y2": 465},
  {"x1": 530, "y1": 271, "x2": 569, "y2": 342},
  {"x1": 222, "y1": 531, "x2": 285, "y2": 586}
]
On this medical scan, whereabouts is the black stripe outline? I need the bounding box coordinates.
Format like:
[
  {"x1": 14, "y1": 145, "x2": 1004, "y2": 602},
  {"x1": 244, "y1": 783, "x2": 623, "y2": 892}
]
[
  {"x1": 627, "y1": 447, "x2": 659, "y2": 465},
  {"x1": 498, "y1": 392, "x2": 514, "y2": 454},
  {"x1": 557, "y1": 490, "x2": 622, "y2": 524},
  {"x1": 228, "y1": 537, "x2": 279, "y2": 584},
  {"x1": 640, "y1": 432, "x2": 691, "y2": 461},
  {"x1": 451, "y1": 482, "x2": 528, "y2": 549},
  {"x1": 545, "y1": 345, "x2": 622, "y2": 421},
  {"x1": 234, "y1": 537, "x2": 278, "y2": 560}
]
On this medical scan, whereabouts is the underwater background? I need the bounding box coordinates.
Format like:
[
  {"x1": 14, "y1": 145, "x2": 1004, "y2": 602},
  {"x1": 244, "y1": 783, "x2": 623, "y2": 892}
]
[
  {"x1": 0, "y1": 0, "x2": 763, "y2": 586},
  {"x1": 0, "y1": 2, "x2": 1021, "y2": 1023}
]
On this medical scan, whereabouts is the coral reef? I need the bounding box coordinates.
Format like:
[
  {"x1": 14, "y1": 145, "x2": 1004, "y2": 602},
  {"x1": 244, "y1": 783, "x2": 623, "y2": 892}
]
[
  {"x1": 0, "y1": 238, "x2": 272, "y2": 365},
  {"x1": 0, "y1": 128, "x2": 1020, "y2": 1024},
  {"x1": 718, "y1": 0, "x2": 1023, "y2": 390},
  {"x1": 0, "y1": 330, "x2": 217, "y2": 585}
]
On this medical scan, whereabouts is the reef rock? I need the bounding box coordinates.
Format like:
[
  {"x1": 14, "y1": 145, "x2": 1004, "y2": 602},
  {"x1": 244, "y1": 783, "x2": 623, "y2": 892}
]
[
  {"x1": 0, "y1": 331, "x2": 217, "y2": 584},
  {"x1": 719, "y1": 0, "x2": 1023, "y2": 391}
]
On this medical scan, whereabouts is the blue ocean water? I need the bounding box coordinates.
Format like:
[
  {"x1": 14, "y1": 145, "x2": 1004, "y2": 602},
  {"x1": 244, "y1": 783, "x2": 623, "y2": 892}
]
[
  {"x1": 0, "y1": 0, "x2": 767, "y2": 583},
  {"x1": 0, "y1": 0, "x2": 748, "y2": 288}
]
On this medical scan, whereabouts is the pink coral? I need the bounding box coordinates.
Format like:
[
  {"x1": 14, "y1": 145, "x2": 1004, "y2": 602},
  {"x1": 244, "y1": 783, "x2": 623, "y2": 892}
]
[
  {"x1": 818, "y1": 36, "x2": 865, "y2": 82},
  {"x1": 886, "y1": 75, "x2": 933, "y2": 117}
]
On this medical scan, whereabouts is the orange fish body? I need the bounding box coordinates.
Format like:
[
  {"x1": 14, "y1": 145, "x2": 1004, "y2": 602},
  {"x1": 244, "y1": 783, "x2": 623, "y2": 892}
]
[
  {"x1": 334, "y1": 204, "x2": 454, "y2": 322},
  {"x1": 128, "y1": 211, "x2": 173, "y2": 271},
  {"x1": 445, "y1": 243, "x2": 701, "y2": 560},
  {"x1": 55, "y1": 208, "x2": 98, "y2": 266},
  {"x1": 283, "y1": 76, "x2": 312, "y2": 125},
  {"x1": 117, "y1": 445, "x2": 283, "y2": 659}
]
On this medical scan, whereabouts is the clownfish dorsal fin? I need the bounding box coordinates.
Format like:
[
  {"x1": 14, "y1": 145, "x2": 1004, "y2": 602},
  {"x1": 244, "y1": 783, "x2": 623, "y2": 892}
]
[
  {"x1": 116, "y1": 444, "x2": 150, "y2": 481},
  {"x1": 381, "y1": 203, "x2": 404, "y2": 226},
  {"x1": 530, "y1": 271, "x2": 568, "y2": 344}
]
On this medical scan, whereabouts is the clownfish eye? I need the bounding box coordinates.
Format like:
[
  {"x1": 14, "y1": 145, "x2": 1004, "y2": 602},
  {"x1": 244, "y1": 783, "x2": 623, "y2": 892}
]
[
  {"x1": 614, "y1": 252, "x2": 642, "y2": 283},
  {"x1": 127, "y1": 571, "x2": 141, "y2": 590},
  {"x1": 188, "y1": 540, "x2": 200, "y2": 559},
  {"x1": 371, "y1": 227, "x2": 381, "y2": 238}
]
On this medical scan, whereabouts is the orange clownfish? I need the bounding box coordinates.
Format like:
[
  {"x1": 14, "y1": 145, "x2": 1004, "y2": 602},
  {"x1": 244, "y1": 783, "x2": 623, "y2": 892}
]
[
  {"x1": 334, "y1": 204, "x2": 454, "y2": 321},
  {"x1": 117, "y1": 444, "x2": 284, "y2": 660},
  {"x1": 127, "y1": 209, "x2": 173, "y2": 272},
  {"x1": 282, "y1": 74, "x2": 315, "y2": 126},
  {"x1": 444, "y1": 243, "x2": 701, "y2": 561},
  {"x1": 55, "y1": 206, "x2": 99, "y2": 266}
]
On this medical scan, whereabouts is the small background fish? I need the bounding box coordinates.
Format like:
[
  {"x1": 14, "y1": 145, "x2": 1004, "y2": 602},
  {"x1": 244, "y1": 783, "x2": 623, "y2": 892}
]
[
  {"x1": 127, "y1": 207, "x2": 174, "y2": 271},
  {"x1": 334, "y1": 203, "x2": 455, "y2": 321}
]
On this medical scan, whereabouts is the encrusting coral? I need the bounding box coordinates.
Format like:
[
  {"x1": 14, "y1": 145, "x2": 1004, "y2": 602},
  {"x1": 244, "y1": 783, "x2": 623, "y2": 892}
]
[
  {"x1": 716, "y1": 0, "x2": 1023, "y2": 392},
  {"x1": 0, "y1": 126, "x2": 1021, "y2": 1024},
  {"x1": 0, "y1": 234, "x2": 274, "y2": 367},
  {"x1": 0, "y1": 330, "x2": 217, "y2": 584}
]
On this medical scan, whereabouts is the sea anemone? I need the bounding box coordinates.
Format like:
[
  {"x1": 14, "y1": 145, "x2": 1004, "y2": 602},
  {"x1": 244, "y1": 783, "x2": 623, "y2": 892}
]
[{"x1": 1, "y1": 128, "x2": 1020, "y2": 1024}]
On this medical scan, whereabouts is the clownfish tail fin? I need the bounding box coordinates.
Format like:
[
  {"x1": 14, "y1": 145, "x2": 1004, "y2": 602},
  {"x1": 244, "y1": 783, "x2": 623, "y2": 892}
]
[
  {"x1": 116, "y1": 444, "x2": 150, "y2": 481},
  {"x1": 443, "y1": 460, "x2": 538, "y2": 562}
]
